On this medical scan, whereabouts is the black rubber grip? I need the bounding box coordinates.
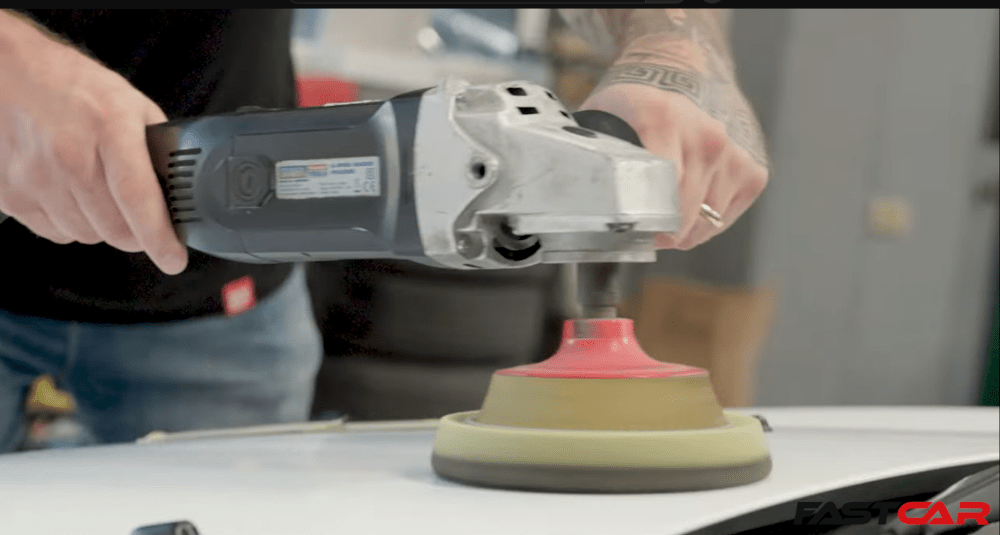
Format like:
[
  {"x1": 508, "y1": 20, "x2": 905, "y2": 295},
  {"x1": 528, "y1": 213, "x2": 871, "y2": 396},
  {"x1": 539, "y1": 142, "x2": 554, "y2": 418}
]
[{"x1": 571, "y1": 110, "x2": 644, "y2": 148}]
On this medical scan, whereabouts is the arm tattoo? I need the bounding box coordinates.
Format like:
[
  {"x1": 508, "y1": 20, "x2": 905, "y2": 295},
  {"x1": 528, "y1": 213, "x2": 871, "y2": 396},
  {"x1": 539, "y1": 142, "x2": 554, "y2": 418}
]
[
  {"x1": 593, "y1": 63, "x2": 703, "y2": 104},
  {"x1": 591, "y1": 9, "x2": 769, "y2": 168},
  {"x1": 599, "y1": 10, "x2": 734, "y2": 70},
  {"x1": 593, "y1": 63, "x2": 768, "y2": 167}
]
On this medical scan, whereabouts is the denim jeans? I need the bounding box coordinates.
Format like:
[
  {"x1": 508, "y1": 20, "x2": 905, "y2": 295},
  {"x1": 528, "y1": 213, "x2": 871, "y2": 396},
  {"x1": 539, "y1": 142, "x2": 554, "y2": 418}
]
[{"x1": 0, "y1": 265, "x2": 323, "y2": 453}]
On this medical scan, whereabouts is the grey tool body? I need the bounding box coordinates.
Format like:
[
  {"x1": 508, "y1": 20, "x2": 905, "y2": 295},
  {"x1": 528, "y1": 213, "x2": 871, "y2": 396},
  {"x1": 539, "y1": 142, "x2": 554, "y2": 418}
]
[
  {"x1": 147, "y1": 89, "x2": 426, "y2": 265},
  {"x1": 146, "y1": 78, "x2": 682, "y2": 270}
]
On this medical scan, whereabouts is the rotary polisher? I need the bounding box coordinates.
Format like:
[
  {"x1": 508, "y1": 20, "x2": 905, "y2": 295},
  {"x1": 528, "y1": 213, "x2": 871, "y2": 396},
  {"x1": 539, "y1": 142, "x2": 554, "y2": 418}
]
[{"x1": 144, "y1": 78, "x2": 772, "y2": 493}]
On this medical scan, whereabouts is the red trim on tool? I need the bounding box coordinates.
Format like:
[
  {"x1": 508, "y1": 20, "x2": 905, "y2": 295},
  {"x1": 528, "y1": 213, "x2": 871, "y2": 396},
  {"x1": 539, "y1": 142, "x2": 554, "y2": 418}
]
[
  {"x1": 296, "y1": 77, "x2": 359, "y2": 107},
  {"x1": 497, "y1": 319, "x2": 706, "y2": 379}
]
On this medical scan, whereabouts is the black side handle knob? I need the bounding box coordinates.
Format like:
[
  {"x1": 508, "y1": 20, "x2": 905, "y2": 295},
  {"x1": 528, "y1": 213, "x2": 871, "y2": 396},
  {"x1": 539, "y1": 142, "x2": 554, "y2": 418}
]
[{"x1": 571, "y1": 110, "x2": 644, "y2": 148}]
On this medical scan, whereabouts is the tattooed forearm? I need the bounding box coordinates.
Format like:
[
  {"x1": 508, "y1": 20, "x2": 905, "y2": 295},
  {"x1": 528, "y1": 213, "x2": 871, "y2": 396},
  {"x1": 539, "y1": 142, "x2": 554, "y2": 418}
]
[
  {"x1": 586, "y1": 9, "x2": 769, "y2": 167},
  {"x1": 593, "y1": 63, "x2": 704, "y2": 105},
  {"x1": 592, "y1": 62, "x2": 768, "y2": 167},
  {"x1": 728, "y1": 107, "x2": 769, "y2": 168},
  {"x1": 598, "y1": 10, "x2": 733, "y2": 69}
]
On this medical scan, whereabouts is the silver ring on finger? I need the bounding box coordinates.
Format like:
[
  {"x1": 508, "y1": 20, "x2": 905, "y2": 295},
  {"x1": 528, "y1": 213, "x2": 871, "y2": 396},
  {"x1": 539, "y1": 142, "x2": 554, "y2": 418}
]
[{"x1": 700, "y1": 203, "x2": 724, "y2": 228}]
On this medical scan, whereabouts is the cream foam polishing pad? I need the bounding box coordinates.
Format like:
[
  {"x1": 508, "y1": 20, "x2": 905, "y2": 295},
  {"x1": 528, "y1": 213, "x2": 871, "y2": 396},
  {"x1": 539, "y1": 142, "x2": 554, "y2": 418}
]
[{"x1": 431, "y1": 319, "x2": 771, "y2": 492}]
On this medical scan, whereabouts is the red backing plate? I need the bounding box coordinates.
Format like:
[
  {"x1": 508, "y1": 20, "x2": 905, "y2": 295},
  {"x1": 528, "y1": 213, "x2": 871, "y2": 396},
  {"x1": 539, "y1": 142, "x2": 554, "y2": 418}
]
[{"x1": 496, "y1": 319, "x2": 706, "y2": 379}]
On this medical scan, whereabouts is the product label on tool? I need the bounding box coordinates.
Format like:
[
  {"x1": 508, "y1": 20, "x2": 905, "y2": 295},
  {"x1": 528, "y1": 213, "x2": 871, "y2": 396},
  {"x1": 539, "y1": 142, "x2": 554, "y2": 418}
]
[{"x1": 274, "y1": 157, "x2": 380, "y2": 200}]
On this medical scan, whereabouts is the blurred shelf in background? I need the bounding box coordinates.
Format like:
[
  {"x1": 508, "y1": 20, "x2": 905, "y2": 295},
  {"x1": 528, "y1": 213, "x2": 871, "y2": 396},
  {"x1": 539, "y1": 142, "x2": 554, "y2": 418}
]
[{"x1": 291, "y1": 9, "x2": 556, "y2": 102}]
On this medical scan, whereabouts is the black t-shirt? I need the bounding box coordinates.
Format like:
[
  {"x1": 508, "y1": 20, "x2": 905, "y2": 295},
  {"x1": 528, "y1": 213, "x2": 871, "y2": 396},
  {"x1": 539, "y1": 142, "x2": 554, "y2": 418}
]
[{"x1": 0, "y1": 9, "x2": 297, "y2": 323}]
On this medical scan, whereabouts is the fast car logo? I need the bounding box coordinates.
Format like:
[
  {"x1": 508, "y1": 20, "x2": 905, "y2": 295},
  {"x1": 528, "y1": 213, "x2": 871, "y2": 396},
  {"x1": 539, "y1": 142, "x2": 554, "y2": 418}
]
[{"x1": 794, "y1": 501, "x2": 991, "y2": 526}]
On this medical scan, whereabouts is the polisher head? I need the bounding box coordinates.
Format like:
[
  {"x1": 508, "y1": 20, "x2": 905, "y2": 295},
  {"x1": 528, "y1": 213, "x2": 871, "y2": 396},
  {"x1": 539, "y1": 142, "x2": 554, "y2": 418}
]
[{"x1": 431, "y1": 318, "x2": 772, "y2": 493}]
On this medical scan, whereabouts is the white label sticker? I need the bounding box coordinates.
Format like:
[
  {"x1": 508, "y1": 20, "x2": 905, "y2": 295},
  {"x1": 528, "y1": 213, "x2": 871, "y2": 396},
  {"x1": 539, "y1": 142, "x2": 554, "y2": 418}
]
[{"x1": 274, "y1": 156, "x2": 380, "y2": 200}]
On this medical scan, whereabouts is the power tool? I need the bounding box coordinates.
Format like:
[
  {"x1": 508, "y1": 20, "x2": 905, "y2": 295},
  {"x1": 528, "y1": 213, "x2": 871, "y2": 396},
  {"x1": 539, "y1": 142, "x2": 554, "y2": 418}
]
[
  {"x1": 145, "y1": 78, "x2": 679, "y2": 269},
  {"x1": 145, "y1": 78, "x2": 772, "y2": 493}
]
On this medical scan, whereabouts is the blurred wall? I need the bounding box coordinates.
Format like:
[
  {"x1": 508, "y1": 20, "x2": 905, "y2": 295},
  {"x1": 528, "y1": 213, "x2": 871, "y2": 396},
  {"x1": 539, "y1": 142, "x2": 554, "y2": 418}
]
[{"x1": 747, "y1": 9, "x2": 999, "y2": 406}]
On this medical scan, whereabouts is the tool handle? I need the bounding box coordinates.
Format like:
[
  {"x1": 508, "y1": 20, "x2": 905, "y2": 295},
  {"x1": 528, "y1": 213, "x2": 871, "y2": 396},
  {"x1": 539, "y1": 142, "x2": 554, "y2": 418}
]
[
  {"x1": 571, "y1": 110, "x2": 644, "y2": 148},
  {"x1": 144, "y1": 91, "x2": 428, "y2": 263}
]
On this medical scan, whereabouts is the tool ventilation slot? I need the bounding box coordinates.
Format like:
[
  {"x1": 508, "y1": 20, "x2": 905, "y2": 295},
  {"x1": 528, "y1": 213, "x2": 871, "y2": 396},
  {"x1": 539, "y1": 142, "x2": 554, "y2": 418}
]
[
  {"x1": 503, "y1": 85, "x2": 571, "y2": 121},
  {"x1": 165, "y1": 148, "x2": 203, "y2": 224},
  {"x1": 167, "y1": 191, "x2": 200, "y2": 224}
]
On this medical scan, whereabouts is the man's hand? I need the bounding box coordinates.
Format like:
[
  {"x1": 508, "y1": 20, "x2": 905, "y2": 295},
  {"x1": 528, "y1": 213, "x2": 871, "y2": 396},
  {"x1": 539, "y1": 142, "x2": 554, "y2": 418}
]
[
  {"x1": 577, "y1": 9, "x2": 769, "y2": 250},
  {"x1": 0, "y1": 11, "x2": 187, "y2": 274}
]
